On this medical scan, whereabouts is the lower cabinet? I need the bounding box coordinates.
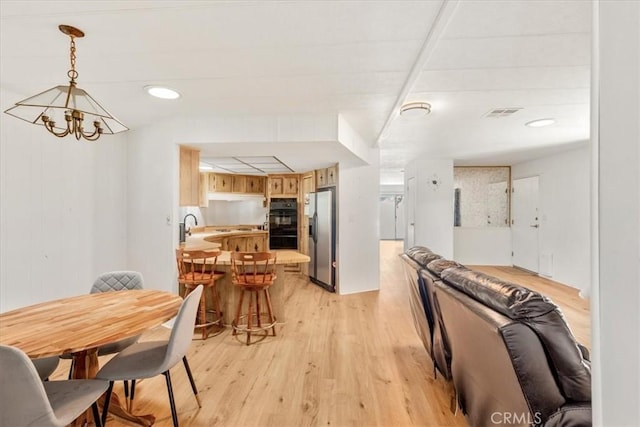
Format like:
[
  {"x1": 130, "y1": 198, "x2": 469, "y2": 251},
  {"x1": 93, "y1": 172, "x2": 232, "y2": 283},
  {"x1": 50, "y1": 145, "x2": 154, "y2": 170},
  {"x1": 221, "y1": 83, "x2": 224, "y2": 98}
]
[{"x1": 224, "y1": 234, "x2": 268, "y2": 252}]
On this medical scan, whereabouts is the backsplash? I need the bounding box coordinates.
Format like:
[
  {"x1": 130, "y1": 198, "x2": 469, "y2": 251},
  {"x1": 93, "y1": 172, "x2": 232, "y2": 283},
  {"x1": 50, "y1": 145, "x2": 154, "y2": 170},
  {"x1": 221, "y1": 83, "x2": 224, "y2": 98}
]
[{"x1": 205, "y1": 200, "x2": 267, "y2": 226}]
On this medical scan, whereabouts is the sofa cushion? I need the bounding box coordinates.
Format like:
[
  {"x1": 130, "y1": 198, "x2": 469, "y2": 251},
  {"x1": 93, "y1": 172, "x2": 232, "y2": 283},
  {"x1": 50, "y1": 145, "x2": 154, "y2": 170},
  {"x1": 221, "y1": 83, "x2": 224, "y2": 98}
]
[
  {"x1": 440, "y1": 268, "x2": 591, "y2": 403},
  {"x1": 405, "y1": 246, "x2": 442, "y2": 269},
  {"x1": 426, "y1": 259, "x2": 465, "y2": 277}
]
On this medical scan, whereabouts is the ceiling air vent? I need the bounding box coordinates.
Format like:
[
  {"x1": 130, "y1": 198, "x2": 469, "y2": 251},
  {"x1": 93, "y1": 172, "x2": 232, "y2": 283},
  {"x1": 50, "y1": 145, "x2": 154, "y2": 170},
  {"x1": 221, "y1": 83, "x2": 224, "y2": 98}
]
[{"x1": 484, "y1": 108, "x2": 522, "y2": 118}]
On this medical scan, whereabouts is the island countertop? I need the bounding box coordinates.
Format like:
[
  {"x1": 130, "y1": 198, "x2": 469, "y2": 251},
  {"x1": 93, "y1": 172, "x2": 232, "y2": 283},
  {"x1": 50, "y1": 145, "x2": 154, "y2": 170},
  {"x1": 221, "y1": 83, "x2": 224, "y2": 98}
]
[{"x1": 180, "y1": 228, "x2": 267, "y2": 251}]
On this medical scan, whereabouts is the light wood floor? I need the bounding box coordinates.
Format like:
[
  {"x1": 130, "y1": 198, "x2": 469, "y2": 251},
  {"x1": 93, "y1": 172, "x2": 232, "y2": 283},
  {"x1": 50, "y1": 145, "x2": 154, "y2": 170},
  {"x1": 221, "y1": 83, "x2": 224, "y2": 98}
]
[{"x1": 51, "y1": 241, "x2": 590, "y2": 426}]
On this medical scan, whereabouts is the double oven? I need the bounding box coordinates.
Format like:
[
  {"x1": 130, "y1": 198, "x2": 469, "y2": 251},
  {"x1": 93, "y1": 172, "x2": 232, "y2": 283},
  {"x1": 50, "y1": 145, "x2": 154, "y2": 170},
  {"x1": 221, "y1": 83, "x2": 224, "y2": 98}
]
[{"x1": 269, "y1": 198, "x2": 298, "y2": 249}]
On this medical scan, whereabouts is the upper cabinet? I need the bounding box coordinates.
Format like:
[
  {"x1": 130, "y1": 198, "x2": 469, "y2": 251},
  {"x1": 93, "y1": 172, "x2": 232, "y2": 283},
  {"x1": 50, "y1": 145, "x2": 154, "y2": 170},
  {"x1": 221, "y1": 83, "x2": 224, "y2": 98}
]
[
  {"x1": 179, "y1": 146, "x2": 200, "y2": 206},
  {"x1": 209, "y1": 173, "x2": 232, "y2": 193},
  {"x1": 246, "y1": 176, "x2": 266, "y2": 194},
  {"x1": 203, "y1": 172, "x2": 266, "y2": 196},
  {"x1": 269, "y1": 174, "x2": 299, "y2": 198},
  {"x1": 315, "y1": 164, "x2": 338, "y2": 189},
  {"x1": 232, "y1": 175, "x2": 246, "y2": 193}
]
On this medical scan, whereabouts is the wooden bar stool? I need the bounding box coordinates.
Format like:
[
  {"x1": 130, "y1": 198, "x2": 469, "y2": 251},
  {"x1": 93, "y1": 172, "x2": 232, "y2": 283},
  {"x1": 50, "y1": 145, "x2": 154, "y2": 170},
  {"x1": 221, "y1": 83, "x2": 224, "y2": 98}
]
[
  {"x1": 230, "y1": 252, "x2": 277, "y2": 345},
  {"x1": 176, "y1": 248, "x2": 225, "y2": 339}
]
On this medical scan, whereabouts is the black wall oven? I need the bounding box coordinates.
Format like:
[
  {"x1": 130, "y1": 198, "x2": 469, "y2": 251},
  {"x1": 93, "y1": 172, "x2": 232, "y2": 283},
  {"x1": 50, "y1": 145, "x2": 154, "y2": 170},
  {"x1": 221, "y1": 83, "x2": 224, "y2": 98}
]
[{"x1": 269, "y1": 198, "x2": 298, "y2": 249}]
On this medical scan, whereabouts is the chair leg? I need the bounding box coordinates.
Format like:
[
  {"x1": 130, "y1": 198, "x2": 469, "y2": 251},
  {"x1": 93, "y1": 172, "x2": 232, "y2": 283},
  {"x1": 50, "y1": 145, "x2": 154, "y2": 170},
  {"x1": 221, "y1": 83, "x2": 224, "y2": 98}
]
[
  {"x1": 123, "y1": 379, "x2": 129, "y2": 399},
  {"x1": 233, "y1": 289, "x2": 245, "y2": 336},
  {"x1": 212, "y1": 284, "x2": 223, "y2": 324},
  {"x1": 264, "y1": 288, "x2": 276, "y2": 336},
  {"x1": 182, "y1": 356, "x2": 202, "y2": 408},
  {"x1": 130, "y1": 379, "x2": 137, "y2": 411},
  {"x1": 92, "y1": 401, "x2": 103, "y2": 427},
  {"x1": 246, "y1": 291, "x2": 254, "y2": 345},
  {"x1": 256, "y1": 290, "x2": 263, "y2": 328},
  {"x1": 68, "y1": 358, "x2": 74, "y2": 379},
  {"x1": 101, "y1": 381, "x2": 115, "y2": 426},
  {"x1": 199, "y1": 289, "x2": 208, "y2": 339},
  {"x1": 163, "y1": 370, "x2": 179, "y2": 427}
]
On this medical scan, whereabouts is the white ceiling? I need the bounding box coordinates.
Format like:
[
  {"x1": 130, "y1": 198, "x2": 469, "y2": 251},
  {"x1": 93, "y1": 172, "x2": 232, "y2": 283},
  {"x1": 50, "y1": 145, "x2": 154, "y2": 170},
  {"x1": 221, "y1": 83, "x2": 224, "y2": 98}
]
[{"x1": 0, "y1": 0, "x2": 591, "y2": 179}]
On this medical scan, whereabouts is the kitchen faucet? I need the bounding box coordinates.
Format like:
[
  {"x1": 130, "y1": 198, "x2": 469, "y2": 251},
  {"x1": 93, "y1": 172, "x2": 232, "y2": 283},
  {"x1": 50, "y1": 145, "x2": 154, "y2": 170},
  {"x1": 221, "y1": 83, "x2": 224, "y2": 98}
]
[{"x1": 179, "y1": 213, "x2": 198, "y2": 244}]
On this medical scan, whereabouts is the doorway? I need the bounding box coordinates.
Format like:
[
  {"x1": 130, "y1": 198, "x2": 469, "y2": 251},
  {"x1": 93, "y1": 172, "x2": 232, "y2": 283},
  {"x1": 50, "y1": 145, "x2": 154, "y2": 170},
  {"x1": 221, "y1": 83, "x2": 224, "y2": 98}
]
[
  {"x1": 406, "y1": 177, "x2": 416, "y2": 249},
  {"x1": 511, "y1": 176, "x2": 540, "y2": 272},
  {"x1": 379, "y1": 194, "x2": 405, "y2": 240}
]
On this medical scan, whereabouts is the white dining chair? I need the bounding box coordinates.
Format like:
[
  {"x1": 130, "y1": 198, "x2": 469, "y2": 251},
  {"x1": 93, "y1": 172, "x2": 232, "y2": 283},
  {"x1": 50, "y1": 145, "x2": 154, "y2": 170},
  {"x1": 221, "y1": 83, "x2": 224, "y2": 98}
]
[
  {"x1": 97, "y1": 285, "x2": 203, "y2": 426},
  {"x1": 32, "y1": 356, "x2": 60, "y2": 381},
  {"x1": 65, "y1": 270, "x2": 144, "y2": 402},
  {"x1": 0, "y1": 345, "x2": 109, "y2": 427}
]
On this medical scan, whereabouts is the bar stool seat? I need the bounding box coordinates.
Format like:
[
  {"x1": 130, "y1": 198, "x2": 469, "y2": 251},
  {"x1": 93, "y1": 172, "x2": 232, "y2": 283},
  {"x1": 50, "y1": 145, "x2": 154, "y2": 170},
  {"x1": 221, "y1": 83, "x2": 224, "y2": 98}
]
[
  {"x1": 176, "y1": 248, "x2": 225, "y2": 339},
  {"x1": 230, "y1": 251, "x2": 277, "y2": 345}
]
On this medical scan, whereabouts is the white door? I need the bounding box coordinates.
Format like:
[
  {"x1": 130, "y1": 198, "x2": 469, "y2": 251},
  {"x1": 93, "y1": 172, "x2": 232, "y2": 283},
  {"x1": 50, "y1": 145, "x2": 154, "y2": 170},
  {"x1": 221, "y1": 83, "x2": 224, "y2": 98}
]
[
  {"x1": 406, "y1": 178, "x2": 416, "y2": 248},
  {"x1": 511, "y1": 176, "x2": 540, "y2": 272}
]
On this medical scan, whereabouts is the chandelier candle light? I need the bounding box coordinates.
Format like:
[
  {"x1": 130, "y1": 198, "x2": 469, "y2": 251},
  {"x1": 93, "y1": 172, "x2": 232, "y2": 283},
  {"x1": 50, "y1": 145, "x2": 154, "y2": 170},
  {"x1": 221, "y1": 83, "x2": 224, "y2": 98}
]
[{"x1": 4, "y1": 25, "x2": 127, "y2": 141}]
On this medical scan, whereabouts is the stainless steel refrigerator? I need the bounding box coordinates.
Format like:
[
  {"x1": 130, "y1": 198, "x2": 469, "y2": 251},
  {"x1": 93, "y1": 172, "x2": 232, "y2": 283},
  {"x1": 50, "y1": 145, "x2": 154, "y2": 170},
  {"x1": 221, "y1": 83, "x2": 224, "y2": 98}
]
[{"x1": 308, "y1": 187, "x2": 336, "y2": 292}]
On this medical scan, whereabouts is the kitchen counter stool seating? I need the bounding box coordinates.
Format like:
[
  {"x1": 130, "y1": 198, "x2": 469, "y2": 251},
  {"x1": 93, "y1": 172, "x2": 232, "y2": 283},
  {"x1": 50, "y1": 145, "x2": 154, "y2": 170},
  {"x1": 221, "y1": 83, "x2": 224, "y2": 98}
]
[
  {"x1": 176, "y1": 248, "x2": 225, "y2": 339},
  {"x1": 97, "y1": 285, "x2": 204, "y2": 427},
  {"x1": 0, "y1": 344, "x2": 109, "y2": 427},
  {"x1": 230, "y1": 251, "x2": 278, "y2": 345}
]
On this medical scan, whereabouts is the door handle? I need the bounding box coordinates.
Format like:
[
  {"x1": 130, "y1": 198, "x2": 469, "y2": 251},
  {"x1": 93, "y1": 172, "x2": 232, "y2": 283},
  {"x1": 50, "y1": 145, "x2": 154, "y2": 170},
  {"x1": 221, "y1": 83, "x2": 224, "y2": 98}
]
[{"x1": 530, "y1": 224, "x2": 539, "y2": 228}]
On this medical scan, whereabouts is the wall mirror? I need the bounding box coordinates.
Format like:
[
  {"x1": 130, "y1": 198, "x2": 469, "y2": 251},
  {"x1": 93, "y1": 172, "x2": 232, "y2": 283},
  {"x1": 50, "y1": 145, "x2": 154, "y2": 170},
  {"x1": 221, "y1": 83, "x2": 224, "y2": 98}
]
[{"x1": 453, "y1": 166, "x2": 510, "y2": 227}]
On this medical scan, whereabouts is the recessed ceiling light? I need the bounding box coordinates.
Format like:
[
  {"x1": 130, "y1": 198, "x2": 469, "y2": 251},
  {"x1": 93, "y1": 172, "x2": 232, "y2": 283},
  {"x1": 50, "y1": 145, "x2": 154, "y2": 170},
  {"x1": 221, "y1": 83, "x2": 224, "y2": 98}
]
[
  {"x1": 400, "y1": 102, "x2": 431, "y2": 118},
  {"x1": 145, "y1": 86, "x2": 180, "y2": 100},
  {"x1": 525, "y1": 118, "x2": 555, "y2": 128}
]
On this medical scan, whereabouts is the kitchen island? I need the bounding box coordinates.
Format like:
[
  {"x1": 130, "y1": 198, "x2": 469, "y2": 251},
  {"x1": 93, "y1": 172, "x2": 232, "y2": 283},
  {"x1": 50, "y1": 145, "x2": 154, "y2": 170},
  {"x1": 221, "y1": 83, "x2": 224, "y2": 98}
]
[{"x1": 179, "y1": 229, "x2": 309, "y2": 324}]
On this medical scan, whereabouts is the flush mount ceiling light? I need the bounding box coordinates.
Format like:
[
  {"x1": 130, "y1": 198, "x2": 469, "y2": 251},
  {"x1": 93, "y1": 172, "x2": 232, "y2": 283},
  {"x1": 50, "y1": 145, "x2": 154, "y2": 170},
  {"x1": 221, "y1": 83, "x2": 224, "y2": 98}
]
[
  {"x1": 525, "y1": 118, "x2": 556, "y2": 128},
  {"x1": 400, "y1": 102, "x2": 431, "y2": 118},
  {"x1": 3, "y1": 25, "x2": 127, "y2": 141},
  {"x1": 145, "y1": 86, "x2": 181, "y2": 100}
]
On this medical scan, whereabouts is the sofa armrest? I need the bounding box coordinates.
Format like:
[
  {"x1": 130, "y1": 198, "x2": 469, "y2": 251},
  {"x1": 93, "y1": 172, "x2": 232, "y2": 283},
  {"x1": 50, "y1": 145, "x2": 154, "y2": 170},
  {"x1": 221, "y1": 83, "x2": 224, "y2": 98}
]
[
  {"x1": 544, "y1": 403, "x2": 591, "y2": 427},
  {"x1": 577, "y1": 343, "x2": 590, "y2": 361}
]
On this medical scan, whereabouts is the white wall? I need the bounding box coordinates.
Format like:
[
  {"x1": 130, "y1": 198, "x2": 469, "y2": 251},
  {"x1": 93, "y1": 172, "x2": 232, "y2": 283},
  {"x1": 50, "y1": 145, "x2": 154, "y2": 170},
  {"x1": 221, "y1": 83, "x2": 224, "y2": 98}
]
[
  {"x1": 0, "y1": 88, "x2": 128, "y2": 312},
  {"x1": 511, "y1": 144, "x2": 591, "y2": 292},
  {"x1": 404, "y1": 156, "x2": 454, "y2": 258},
  {"x1": 453, "y1": 228, "x2": 511, "y2": 265},
  {"x1": 594, "y1": 1, "x2": 640, "y2": 425},
  {"x1": 126, "y1": 114, "x2": 379, "y2": 296},
  {"x1": 126, "y1": 122, "x2": 179, "y2": 293},
  {"x1": 337, "y1": 156, "x2": 380, "y2": 294}
]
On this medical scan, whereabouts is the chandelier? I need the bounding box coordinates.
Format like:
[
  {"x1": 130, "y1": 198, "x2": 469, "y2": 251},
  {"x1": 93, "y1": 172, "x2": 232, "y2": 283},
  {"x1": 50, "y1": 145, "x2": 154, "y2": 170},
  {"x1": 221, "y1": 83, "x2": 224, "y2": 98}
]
[{"x1": 4, "y1": 25, "x2": 127, "y2": 141}]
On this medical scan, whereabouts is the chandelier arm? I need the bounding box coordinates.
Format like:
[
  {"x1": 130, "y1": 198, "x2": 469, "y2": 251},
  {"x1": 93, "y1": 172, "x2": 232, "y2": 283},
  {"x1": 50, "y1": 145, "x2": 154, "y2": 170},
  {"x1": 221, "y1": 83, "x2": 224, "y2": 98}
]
[{"x1": 43, "y1": 119, "x2": 71, "y2": 138}]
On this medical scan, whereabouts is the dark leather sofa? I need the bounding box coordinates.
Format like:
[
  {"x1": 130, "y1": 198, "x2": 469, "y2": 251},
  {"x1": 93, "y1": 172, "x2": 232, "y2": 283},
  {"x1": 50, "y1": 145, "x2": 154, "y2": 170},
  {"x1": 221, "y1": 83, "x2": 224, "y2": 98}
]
[{"x1": 401, "y1": 246, "x2": 592, "y2": 427}]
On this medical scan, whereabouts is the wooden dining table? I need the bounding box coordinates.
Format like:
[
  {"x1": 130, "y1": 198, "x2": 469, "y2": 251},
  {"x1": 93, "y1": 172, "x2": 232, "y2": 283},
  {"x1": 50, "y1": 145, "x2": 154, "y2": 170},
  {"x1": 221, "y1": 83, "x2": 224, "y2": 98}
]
[{"x1": 0, "y1": 289, "x2": 183, "y2": 426}]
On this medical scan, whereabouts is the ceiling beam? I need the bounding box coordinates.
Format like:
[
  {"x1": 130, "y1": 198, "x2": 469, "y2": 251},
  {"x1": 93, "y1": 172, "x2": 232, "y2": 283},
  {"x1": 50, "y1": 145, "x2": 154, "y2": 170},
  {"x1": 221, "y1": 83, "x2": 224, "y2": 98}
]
[{"x1": 374, "y1": 0, "x2": 460, "y2": 147}]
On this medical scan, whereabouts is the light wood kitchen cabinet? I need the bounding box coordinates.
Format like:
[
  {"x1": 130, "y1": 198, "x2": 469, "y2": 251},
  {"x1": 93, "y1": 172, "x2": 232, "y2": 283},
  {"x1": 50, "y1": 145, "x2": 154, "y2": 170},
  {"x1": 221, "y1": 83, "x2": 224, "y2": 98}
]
[
  {"x1": 270, "y1": 176, "x2": 284, "y2": 196},
  {"x1": 210, "y1": 173, "x2": 232, "y2": 193},
  {"x1": 245, "y1": 235, "x2": 267, "y2": 252},
  {"x1": 269, "y1": 174, "x2": 300, "y2": 198},
  {"x1": 232, "y1": 175, "x2": 246, "y2": 193},
  {"x1": 199, "y1": 173, "x2": 208, "y2": 208},
  {"x1": 246, "y1": 176, "x2": 265, "y2": 194},
  {"x1": 316, "y1": 164, "x2": 338, "y2": 189},
  {"x1": 326, "y1": 165, "x2": 337, "y2": 186},
  {"x1": 316, "y1": 168, "x2": 327, "y2": 188},
  {"x1": 283, "y1": 176, "x2": 299, "y2": 195},
  {"x1": 179, "y1": 146, "x2": 200, "y2": 206},
  {"x1": 225, "y1": 234, "x2": 268, "y2": 252}
]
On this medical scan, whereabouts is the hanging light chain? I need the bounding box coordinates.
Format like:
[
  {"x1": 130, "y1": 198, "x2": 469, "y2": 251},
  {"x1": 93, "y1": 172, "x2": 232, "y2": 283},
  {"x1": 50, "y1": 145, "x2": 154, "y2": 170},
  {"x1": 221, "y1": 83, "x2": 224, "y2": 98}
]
[{"x1": 67, "y1": 35, "x2": 78, "y2": 82}]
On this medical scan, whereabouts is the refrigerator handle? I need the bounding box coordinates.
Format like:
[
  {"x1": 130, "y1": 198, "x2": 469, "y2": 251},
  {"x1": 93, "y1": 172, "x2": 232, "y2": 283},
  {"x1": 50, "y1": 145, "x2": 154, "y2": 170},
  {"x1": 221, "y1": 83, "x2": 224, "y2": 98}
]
[{"x1": 312, "y1": 212, "x2": 318, "y2": 243}]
